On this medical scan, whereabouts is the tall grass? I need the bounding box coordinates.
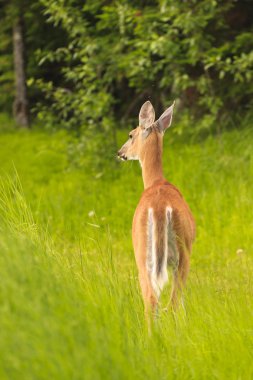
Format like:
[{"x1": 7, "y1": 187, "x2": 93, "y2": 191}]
[{"x1": 0, "y1": 124, "x2": 252, "y2": 379}]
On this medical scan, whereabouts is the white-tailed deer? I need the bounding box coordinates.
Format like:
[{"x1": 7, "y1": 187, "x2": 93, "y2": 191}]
[{"x1": 118, "y1": 101, "x2": 195, "y2": 318}]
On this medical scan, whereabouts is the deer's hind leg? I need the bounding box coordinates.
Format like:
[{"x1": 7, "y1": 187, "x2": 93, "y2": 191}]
[
  {"x1": 135, "y1": 237, "x2": 159, "y2": 323},
  {"x1": 133, "y1": 211, "x2": 159, "y2": 325},
  {"x1": 170, "y1": 245, "x2": 190, "y2": 310},
  {"x1": 138, "y1": 270, "x2": 158, "y2": 320}
]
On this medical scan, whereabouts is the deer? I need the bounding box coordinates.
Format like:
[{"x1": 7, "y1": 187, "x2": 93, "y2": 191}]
[{"x1": 118, "y1": 101, "x2": 195, "y2": 321}]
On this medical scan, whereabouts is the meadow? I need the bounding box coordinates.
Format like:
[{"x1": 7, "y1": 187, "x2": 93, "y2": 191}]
[{"x1": 0, "y1": 118, "x2": 253, "y2": 379}]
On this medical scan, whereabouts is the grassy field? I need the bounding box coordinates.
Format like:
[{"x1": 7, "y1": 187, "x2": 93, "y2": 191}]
[{"x1": 0, "y1": 119, "x2": 253, "y2": 379}]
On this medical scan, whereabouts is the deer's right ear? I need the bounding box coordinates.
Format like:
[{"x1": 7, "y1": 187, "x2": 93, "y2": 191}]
[
  {"x1": 157, "y1": 101, "x2": 175, "y2": 132},
  {"x1": 139, "y1": 101, "x2": 155, "y2": 130}
]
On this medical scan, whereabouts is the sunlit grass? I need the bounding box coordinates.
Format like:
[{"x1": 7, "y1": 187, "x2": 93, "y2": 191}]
[{"x1": 0, "y1": 124, "x2": 252, "y2": 379}]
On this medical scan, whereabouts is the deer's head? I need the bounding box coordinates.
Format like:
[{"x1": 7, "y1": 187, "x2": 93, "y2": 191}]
[{"x1": 117, "y1": 101, "x2": 175, "y2": 162}]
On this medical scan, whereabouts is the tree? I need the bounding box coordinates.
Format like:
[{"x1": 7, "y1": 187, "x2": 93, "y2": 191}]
[
  {"x1": 0, "y1": 0, "x2": 29, "y2": 127},
  {"x1": 0, "y1": 0, "x2": 66, "y2": 127},
  {"x1": 35, "y1": 0, "x2": 253, "y2": 135},
  {"x1": 1, "y1": 0, "x2": 253, "y2": 135},
  {"x1": 0, "y1": 2, "x2": 14, "y2": 115},
  {"x1": 13, "y1": 10, "x2": 29, "y2": 127}
]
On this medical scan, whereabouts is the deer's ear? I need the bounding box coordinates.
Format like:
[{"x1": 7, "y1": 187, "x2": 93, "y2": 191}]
[
  {"x1": 157, "y1": 101, "x2": 175, "y2": 132},
  {"x1": 139, "y1": 101, "x2": 155, "y2": 130}
]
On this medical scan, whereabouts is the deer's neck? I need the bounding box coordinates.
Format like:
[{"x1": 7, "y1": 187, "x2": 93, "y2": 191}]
[{"x1": 141, "y1": 134, "x2": 164, "y2": 189}]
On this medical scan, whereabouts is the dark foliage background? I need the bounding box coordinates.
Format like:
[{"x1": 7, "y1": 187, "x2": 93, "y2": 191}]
[{"x1": 1, "y1": 0, "x2": 253, "y2": 139}]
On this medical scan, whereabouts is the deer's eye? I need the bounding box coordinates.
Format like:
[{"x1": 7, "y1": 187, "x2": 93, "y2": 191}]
[{"x1": 129, "y1": 133, "x2": 133, "y2": 139}]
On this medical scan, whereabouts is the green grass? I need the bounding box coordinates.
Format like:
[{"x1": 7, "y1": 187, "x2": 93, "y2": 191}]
[{"x1": 0, "y1": 122, "x2": 253, "y2": 379}]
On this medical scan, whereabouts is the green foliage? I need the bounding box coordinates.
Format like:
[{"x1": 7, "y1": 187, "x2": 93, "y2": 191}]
[
  {"x1": 1, "y1": 0, "x2": 252, "y2": 140},
  {"x1": 29, "y1": 0, "x2": 253, "y2": 135}
]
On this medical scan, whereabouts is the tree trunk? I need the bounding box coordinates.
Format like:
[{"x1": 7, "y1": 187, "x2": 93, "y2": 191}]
[{"x1": 13, "y1": 15, "x2": 29, "y2": 127}]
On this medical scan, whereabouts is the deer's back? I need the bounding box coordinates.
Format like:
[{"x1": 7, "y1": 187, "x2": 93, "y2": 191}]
[{"x1": 133, "y1": 180, "x2": 195, "y2": 250}]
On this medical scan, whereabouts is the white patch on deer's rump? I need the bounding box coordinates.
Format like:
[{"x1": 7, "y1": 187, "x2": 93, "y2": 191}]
[
  {"x1": 147, "y1": 208, "x2": 155, "y2": 274},
  {"x1": 146, "y1": 208, "x2": 159, "y2": 297},
  {"x1": 146, "y1": 208, "x2": 169, "y2": 298}
]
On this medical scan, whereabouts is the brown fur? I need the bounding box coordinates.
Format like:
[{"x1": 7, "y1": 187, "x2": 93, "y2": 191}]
[{"x1": 118, "y1": 106, "x2": 195, "y2": 319}]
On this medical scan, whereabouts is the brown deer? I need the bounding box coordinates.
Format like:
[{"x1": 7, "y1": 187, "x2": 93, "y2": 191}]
[{"x1": 118, "y1": 101, "x2": 195, "y2": 319}]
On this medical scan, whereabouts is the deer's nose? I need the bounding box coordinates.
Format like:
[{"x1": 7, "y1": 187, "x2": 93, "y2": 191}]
[
  {"x1": 117, "y1": 150, "x2": 123, "y2": 159},
  {"x1": 117, "y1": 151, "x2": 127, "y2": 160}
]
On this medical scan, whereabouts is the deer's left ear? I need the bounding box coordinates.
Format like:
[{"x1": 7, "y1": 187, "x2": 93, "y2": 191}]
[
  {"x1": 157, "y1": 101, "x2": 175, "y2": 132},
  {"x1": 139, "y1": 101, "x2": 155, "y2": 130}
]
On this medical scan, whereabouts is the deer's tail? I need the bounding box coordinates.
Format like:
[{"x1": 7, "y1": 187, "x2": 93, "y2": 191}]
[{"x1": 147, "y1": 207, "x2": 179, "y2": 298}]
